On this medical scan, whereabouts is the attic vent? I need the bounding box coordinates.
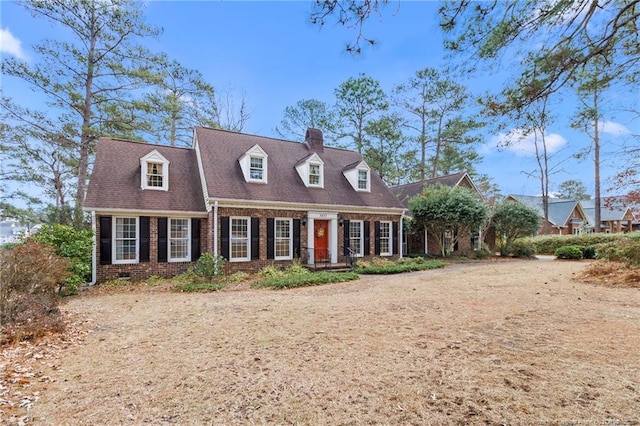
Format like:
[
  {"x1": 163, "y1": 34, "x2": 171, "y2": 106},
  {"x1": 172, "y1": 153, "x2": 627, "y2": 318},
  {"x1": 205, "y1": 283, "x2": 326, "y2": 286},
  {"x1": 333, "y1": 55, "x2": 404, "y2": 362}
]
[{"x1": 305, "y1": 128, "x2": 324, "y2": 153}]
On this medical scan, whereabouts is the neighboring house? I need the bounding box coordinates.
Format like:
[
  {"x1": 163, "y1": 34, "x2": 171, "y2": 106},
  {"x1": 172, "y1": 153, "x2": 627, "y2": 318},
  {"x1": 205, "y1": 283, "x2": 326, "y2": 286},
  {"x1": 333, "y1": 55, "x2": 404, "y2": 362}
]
[
  {"x1": 390, "y1": 172, "x2": 493, "y2": 256},
  {"x1": 83, "y1": 127, "x2": 405, "y2": 283},
  {"x1": 505, "y1": 195, "x2": 589, "y2": 235},
  {"x1": 581, "y1": 198, "x2": 636, "y2": 233},
  {"x1": 0, "y1": 218, "x2": 29, "y2": 245}
]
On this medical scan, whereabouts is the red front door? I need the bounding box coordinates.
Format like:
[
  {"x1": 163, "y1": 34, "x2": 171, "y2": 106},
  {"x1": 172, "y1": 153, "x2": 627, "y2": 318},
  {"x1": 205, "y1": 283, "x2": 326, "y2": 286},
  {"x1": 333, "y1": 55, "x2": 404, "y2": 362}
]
[{"x1": 314, "y1": 220, "x2": 329, "y2": 262}]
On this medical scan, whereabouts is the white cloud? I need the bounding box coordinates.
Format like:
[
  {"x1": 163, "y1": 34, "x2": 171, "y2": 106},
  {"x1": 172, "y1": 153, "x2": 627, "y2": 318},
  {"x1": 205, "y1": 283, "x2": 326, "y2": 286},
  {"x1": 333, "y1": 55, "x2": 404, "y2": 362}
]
[
  {"x1": 490, "y1": 128, "x2": 567, "y2": 157},
  {"x1": 599, "y1": 120, "x2": 631, "y2": 136},
  {"x1": 0, "y1": 27, "x2": 27, "y2": 60}
]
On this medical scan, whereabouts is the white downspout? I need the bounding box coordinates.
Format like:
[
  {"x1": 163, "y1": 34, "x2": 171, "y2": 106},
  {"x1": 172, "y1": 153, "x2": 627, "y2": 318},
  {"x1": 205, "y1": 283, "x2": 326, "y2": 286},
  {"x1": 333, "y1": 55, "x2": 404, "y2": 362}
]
[
  {"x1": 88, "y1": 210, "x2": 97, "y2": 286},
  {"x1": 213, "y1": 200, "x2": 219, "y2": 256},
  {"x1": 399, "y1": 211, "x2": 405, "y2": 258}
]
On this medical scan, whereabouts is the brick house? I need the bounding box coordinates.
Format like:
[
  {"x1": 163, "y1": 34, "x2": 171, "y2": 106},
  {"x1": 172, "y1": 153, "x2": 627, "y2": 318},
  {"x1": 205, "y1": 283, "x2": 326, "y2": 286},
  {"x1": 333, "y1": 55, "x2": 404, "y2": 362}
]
[
  {"x1": 83, "y1": 127, "x2": 405, "y2": 283},
  {"x1": 390, "y1": 172, "x2": 492, "y2": 256},
  {"x1": 505, "y1": 195, "x2": 590, "y2": 235}
]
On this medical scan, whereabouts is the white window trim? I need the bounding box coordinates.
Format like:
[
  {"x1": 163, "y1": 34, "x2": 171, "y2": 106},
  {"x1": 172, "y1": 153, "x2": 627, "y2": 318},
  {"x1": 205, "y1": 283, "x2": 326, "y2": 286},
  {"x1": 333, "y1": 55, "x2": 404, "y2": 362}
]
[
  {"x1": 140, "y1": 150, "x2": 170, "y2": 191},
  {"x1": 239, "y1": 144, "x2": 268, "y2": 184},
  {"x1": 112, "y1": 216, "x2": 139, "y2": 264},
  {"x1": 380, "y1": 221, "x2": 392, "y2": 257},
  {"x1": 349, "y1": 220, "x2": 364, "y2": 257},
  {"x1": 274, "y1": 218, "x2": 293, "y2": 260},
  {"x1": 168, "y1": 218, "x2": 191, "y2": 262},
  {"x1": 230, "y1": 216, "x2": 251, "y2": 262}
]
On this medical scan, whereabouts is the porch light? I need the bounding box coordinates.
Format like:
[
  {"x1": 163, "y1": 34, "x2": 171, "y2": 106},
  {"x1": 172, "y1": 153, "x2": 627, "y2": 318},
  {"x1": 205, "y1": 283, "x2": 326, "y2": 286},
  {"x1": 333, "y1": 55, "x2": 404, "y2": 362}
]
[{"x1": 302, "y1": 215, "x2": 307, "y2": 226}]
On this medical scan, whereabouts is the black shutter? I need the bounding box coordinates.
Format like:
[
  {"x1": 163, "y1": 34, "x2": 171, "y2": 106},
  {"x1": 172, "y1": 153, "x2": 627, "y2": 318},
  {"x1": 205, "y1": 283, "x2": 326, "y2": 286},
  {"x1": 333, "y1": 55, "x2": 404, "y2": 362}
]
[
  {"x1": 157, "y1": 217, "x2": 168, "y2": 263},
  {"x1": 374, "y1": 221, "x2": 381, "y2": 255},
  {"x1": 392, "y1": 221, "x2": 399, "y2": 255},
  {"x1": 266, "y1": 218, "x2": 275, "y2": 260},
  {"x1": 139, "y1": 216, "x2": 150, "y2": 262},
  {"x1": 191, "y1": 218, "x2": 201, "y2": 261},
  {"x1": 220, "y1": 216, "x2": 230, "y2": 260},
  {"x1": 251, "y1": 217, "x2": 260, "y2": 260},
  {"x1": 293, "y1": 219, "x2": 301, "y2": 258},
  {"x1": 342, "y1": 219, "x2": 350, "y2": 256},
  {"x1": 364, "y1": 221, "x2": 371, "y2": 256},
  {"x1": 99, "y1": 216, "x2": 112, "y2": 265}
]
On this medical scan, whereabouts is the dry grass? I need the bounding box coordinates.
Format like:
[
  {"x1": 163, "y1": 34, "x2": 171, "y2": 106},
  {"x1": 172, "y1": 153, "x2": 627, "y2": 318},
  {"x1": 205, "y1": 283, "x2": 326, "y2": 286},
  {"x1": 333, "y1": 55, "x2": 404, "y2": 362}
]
[{"x1": 6, "y1": 258, "x2": 640, "y2": 425}]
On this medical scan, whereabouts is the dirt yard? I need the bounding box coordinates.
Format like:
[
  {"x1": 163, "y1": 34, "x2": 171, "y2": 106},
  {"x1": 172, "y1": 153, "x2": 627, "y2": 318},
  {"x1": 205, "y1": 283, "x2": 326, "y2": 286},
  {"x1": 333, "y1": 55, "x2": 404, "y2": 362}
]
[{"x1": 3, "y1": 258, "x2": 640, "y2": 425}]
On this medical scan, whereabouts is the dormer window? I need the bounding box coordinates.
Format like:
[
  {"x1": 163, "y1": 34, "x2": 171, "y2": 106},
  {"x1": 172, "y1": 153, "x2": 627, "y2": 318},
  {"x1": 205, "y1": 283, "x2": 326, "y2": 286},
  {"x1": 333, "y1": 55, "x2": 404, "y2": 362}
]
[
  {"x1": 239, "y1": 144, "x2": 268, "y2": 183},
  {"x1": 343, "y1": 160, "x2": 371, "y2": 192},
  {"x1": 140, "y1": 150, "x2": 169, "y2": 191},
  {"x1": 295, "y1": 153, "x2": 324, "y2": 188}
]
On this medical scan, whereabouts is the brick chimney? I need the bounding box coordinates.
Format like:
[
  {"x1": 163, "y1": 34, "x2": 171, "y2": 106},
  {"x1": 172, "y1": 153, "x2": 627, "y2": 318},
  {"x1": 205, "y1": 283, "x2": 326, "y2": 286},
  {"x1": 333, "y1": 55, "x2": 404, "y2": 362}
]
[{"x1": 305, "y1": 128, "x2": 324, "y2": 153}]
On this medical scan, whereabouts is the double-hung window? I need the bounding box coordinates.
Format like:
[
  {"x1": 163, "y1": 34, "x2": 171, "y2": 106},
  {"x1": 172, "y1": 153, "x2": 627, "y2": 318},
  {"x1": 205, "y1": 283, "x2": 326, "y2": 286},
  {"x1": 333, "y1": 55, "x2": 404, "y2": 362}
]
[
  {"x1": 275, "y1": 218, "x2": 292, "y2": 259},
  {"x1": 309, "y1": 164, "x2": 321, "y2": 186},
  {"x1": 349, "y1": 220, "x2": 364, "y2": 256},
  {"x1": 146, "y1": 162, "x2": 164, "y2": 188},
  {"x1": 230, "y1": 217, "x2": 250, "y2": 261},
  {"x1": 357, "y1": 170, "x2": 368, "y2": 190},
  {"x1": 250, "y1": 157, "x2": 264, "y2": 180},
  {"x1": 379, "y1": 221, "x2": 391, "y2": 256},
  {"x1": 169, "y1": 218, "x2": 190, "y2": 262},
  {"x1": 114, "y1": 217, "x2": 138, "y2": 263}
]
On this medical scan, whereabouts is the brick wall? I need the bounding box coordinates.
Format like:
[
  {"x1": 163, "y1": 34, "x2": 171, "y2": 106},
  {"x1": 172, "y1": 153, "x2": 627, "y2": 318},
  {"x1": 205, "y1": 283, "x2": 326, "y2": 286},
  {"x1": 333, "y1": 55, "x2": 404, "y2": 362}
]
[
  {"x1": 96, "y1": 216, "x2": 209, "y2": 283},
  {"x1": 215, "y1": 207, "x2": 402, "y2": 274}
]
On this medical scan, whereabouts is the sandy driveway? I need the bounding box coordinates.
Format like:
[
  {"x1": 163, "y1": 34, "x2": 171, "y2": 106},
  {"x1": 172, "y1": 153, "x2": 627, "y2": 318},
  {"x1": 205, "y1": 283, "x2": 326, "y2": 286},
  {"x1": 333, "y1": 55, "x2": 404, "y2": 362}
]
[{"x1": 12, "y1": 259, "x2": 640, "y2": 424}]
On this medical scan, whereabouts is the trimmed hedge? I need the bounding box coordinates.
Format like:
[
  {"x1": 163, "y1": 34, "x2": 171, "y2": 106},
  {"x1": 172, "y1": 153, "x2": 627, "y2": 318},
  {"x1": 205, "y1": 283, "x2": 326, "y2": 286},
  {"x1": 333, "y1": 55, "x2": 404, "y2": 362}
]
[
  {"x1": 531, "y1": 234, "x2": 620, "y2": 255},
  {"x1": 253, "y1": 271, "x2": 359, "y2": 289},
  {"x1": 555, "y1": 245, "x2": 584, "y2": 260}
]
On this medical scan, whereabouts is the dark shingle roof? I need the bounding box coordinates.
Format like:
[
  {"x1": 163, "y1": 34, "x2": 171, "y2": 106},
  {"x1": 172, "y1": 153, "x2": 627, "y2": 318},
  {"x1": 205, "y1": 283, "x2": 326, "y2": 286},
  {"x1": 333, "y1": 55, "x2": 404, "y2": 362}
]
[
  {"x1": 390, "y1": 172, "x2": 473, "y2": 208},
  {"x1": 506, "y1": 195, "x2": 583, "y2": 227},
  {"x1": 195, "y1": 127, "x2": 403, "y2": 209},
  {"x1": 83, "y1": 138, "x2": 206, "y2": 213}
]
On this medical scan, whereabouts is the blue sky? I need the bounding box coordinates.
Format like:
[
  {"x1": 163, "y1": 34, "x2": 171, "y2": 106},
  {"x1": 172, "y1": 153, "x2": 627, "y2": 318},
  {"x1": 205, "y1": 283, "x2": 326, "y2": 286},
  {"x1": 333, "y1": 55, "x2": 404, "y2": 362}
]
[{"x1": 1, "y1": 0, "x2": 638, "y2": 201}]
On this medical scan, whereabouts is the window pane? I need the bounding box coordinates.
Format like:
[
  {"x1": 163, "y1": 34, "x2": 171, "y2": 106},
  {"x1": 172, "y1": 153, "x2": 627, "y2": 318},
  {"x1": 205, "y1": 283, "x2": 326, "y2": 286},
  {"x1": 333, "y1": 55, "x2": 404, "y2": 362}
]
[
  {"x1": 147, "y1": 162, "x2": 164, "y2": 187},
  {"x1": 309, "y1": 164, "x2": 320, "y2": 185},
  {"x1": 358, "y1": 170, "x2": 368, "y2": 189},
  {"x1": 380, "y1": 222, "x2": 390, "y2": 254},
  {"x1": 169, "y1": 219, "x2": 189, "y2": 260},
  {"x1": 275, "y1": 219, "x2": 291, "y2": 258},
  {"x1": 115, "y1": 217, "x2": 137, "y2": 261},
  {"x1": 250, "y1": 157, "x2": 263, "y2": 180},
  {"x1": 231, "y1": 218, "x2": 249, "y2": 260},
  {"x1": 349, "y1": 221, "x2": 362, "y2": 255}
]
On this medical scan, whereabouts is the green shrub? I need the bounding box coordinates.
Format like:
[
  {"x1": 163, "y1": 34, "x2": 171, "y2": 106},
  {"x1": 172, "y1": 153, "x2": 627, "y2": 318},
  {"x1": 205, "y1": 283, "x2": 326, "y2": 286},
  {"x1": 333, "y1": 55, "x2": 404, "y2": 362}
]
[
  {"x1": 555, "y1": 245, "x2": 584, "y2": 260},
  {"x1": 356, "y1": 259, "x2": 445, "y2": 274},
  {"x1": 582, "y1": 245, "x2": 597, "y2": 259},
  {"x1": 533, "y1": 234, "x2": 619, "y2": 255},
  {"x1": 619, "y1": 240, "x2": 640, "y2": 268},
  {"x1": 257, "y1": 264, "x2": 285, "y2": 278},
  {"x1": 253, "y1": 271, "x2": 359, "y2": 289},
  {"x1": 511, "y1": 239, "x2": 536, "y2": 258},
  {"x1": 194, "y1": 253, "x2": 226, "y2": 280},
  {"x1": 284, "y1": 260, "x2": 309, "y2": 275},
  {"x1": 30, "y1": 224, "x2": 92, "y2": 295}
]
